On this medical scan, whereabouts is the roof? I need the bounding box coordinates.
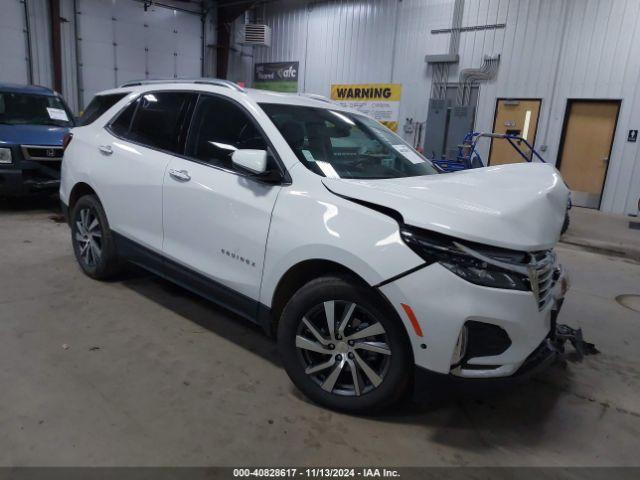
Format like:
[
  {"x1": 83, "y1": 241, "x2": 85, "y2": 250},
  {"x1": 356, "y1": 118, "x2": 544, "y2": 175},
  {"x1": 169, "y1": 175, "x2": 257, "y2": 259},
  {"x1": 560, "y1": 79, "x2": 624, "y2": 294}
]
[
  {"x1": 244, "y1": 88, "x2": 338, "y2": 108},
  {"x1": 0, "y1": 83, "x2": 56, "y2": 95},
  {"x1": 94, "y1": 79, "x2": 348, "y2": 111}
]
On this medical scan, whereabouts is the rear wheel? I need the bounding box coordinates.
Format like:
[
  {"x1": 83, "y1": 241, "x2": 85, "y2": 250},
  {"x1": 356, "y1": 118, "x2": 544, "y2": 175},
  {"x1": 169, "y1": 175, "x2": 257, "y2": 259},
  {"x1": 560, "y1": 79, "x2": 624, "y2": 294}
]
[
  {"x1": 278, "y1": 276, "x2": 412, "y2": 412},
  {"x1": 71, "y1": 195, "x2": 121, "y2": 280}
]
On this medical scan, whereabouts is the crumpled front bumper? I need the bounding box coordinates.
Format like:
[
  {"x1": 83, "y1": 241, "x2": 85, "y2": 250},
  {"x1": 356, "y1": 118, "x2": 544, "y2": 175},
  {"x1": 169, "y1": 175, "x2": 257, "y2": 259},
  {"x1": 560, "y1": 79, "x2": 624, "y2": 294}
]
[{"x1": 379, "y1": 261, "x2": 570, "y2": 379}]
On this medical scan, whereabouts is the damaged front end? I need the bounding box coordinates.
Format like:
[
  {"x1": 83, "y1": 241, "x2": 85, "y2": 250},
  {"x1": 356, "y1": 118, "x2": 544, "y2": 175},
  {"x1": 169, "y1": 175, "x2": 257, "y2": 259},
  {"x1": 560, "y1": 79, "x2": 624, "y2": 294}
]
[{"x1": 516, "y1": 301, "x2": 599, "y2": 377}]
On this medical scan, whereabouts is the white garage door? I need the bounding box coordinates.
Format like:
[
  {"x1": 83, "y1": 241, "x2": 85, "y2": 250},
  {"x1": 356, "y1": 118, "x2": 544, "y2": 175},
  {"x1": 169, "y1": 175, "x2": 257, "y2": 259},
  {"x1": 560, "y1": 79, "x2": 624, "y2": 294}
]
[
  {"x1": 0, "y1": 0, "x2": 30, "y2": 85},
  {"x1": 77, "y1": 0, "x2": 202, "y2": 108}
]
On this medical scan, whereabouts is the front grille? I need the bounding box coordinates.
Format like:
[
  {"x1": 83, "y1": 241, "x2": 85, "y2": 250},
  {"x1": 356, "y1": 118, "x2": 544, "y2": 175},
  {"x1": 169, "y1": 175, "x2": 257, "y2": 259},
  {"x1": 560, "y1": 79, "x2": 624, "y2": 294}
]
[
  {"x1": 21, "y1": 145, "x2": 64, "y2": 161},
  {"x1": 530, "y1": 250, "x2": 558, "y2": 310}
]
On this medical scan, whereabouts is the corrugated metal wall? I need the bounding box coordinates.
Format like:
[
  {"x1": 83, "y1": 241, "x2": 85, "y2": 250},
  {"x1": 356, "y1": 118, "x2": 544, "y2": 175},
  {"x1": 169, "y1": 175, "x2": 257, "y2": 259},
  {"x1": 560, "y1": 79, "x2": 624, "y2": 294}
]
[
  {"x1": 0, "y1": 0, "x2": 210, "y2": 113},
  {"x1": 72, "y1": 0, "x2": 203, "y2": 109},
  {"x1": 228, "y1": 0, "x2": 640, "y2": 215},
  {"x1": 0, "y1": 0, "x2": 53, "y2": 87},
  {"x1": 26, "y1": 0, "x2": 54, "y2": 88},
  {"x1": 0, "y1": 0, "x2": 32, "y2": 85}
]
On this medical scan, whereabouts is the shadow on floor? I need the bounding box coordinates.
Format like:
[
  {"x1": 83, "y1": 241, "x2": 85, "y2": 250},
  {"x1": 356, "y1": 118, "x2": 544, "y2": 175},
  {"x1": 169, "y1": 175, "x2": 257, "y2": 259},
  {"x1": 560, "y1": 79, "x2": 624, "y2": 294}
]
[
  {"x1": 120, "y1": 264, "x2": 573, "y2": 448},
  {"x1": 122, "y1": 271, "x2": 281, "y2": 367},
  {"x1": 0, "y1": 193, "x2": 61, "y2": 215}
]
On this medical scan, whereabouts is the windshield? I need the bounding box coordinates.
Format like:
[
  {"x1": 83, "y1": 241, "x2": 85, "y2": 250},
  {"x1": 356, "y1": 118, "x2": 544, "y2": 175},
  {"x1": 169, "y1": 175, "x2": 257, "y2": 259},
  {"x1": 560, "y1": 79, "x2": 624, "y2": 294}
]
[
  {"x1": 259, "y1": 103, "x2": 438, "y2": 179},
  {"x1": 0, "y1": 92, "x2": 73, "y2": 127}
]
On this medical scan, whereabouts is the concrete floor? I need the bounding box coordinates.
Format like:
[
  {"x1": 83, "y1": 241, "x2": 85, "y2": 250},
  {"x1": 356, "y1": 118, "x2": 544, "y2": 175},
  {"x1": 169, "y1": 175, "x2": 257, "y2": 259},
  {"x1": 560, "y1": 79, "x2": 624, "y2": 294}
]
[{"x1": 1, "y1": 198, "x2": 640, "y2": 467}]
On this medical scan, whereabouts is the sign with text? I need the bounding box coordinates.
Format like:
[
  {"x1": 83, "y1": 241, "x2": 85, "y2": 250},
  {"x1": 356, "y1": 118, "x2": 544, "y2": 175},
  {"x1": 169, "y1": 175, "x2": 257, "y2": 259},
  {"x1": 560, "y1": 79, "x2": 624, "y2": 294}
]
[
  {"x1": 330, "y1": 83, "x2": 402, "y2": 131},
  {"x1": 254, "y1": 62, "x2": 299, "y2": 92}
]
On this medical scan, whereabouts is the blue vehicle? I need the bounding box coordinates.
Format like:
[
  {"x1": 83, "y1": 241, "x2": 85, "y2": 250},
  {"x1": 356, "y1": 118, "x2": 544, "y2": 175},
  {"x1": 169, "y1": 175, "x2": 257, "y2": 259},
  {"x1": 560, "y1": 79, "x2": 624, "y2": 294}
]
[{"x1": 0, "y1": 83, "x2": 75, "y2": 196}]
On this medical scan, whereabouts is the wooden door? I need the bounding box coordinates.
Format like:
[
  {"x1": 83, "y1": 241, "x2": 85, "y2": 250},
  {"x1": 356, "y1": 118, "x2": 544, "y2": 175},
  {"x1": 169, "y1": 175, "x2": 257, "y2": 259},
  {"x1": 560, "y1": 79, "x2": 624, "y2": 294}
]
[
  {"x1": 558, "y1": 100, "x2": 620, "y2": 209},
  {"x1": 488, "y1": 99, "x2": 541, "y2": 165}
]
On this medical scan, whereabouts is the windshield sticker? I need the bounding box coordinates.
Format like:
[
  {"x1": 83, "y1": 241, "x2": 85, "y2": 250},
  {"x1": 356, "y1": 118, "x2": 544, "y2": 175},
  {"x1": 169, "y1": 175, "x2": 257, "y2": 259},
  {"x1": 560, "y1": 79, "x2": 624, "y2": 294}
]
[
  {"x1": 316, "y1": 161, "x2": 340, "y2": 178},
  {"x1": 301, "y1": 149, "x2": 315, "y2": 162},
  {"x1": 46, "y1": 107, "x2": 69, "y2": 122},
  {"x1": 392, "y1": 144, "x2": 425, "y2": 164}
]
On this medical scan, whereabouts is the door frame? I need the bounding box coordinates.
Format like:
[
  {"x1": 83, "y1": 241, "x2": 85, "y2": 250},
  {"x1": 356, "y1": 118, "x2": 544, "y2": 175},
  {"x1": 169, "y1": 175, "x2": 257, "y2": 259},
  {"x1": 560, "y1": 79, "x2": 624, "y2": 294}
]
[
  {"x1": 556, "y1": 98, "x2": 622, "y2": 210},
  {"x1": 487, "y1": 97, "x2": 543, "y2": 166}
]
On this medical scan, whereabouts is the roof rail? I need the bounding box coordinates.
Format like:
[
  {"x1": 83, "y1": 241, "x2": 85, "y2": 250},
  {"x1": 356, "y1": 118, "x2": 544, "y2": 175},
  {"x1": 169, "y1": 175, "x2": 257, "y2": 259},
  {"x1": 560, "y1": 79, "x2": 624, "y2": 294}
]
[
  {"x1": 119, "y1": 78, "x2": 246, "y2": 92},
  {"x1": 299, "y1": 93, "x2": 334, "y2": 104}
]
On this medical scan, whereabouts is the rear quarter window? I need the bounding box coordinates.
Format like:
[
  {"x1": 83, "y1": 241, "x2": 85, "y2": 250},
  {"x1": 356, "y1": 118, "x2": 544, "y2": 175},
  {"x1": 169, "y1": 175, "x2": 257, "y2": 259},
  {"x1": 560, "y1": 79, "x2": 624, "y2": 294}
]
[{"x1": 77, "y1": 93, "x2": 128, "y2": 126}]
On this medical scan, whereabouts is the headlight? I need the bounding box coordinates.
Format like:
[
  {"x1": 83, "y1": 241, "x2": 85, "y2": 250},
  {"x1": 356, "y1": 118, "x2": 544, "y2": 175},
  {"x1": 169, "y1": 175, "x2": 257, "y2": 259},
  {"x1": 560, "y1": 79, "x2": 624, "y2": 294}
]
[
  {"x1": 0, "y1": 147, "x2": 12, "y2": 164},
  {"x1": 400, "y1": 226, "x2": 530, "y2": 291},
  {"x1": 440, "y1": 261, "x2": 529, "y2": 290}
]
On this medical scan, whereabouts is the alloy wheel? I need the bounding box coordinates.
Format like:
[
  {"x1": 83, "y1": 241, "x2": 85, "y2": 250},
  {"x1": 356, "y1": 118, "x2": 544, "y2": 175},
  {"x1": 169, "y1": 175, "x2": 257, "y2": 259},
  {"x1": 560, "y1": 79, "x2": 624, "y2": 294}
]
[
  {"x1": 75, "y1": 208, "x2": 102, "y2": 267},
  {"x1": 295, "y1": 300, "x2": 392, "y2": 396}
]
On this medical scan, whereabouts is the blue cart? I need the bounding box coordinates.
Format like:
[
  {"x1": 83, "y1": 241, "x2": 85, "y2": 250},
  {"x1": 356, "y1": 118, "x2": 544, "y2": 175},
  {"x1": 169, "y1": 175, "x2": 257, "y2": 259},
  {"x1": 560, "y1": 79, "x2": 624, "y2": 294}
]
[
  {"x1": 430, "y1": 131, "x2": 546, "y2": 173},
  {"x1": 429, "y1": 131, "x2": 571, "y2": 233}
]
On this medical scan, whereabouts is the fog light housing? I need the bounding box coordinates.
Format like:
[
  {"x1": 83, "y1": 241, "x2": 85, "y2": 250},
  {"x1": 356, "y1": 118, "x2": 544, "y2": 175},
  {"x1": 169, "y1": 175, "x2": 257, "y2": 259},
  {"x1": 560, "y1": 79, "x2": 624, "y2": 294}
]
[{"x1": 451, "y1": 325, "x2": 468, "y2": 365}]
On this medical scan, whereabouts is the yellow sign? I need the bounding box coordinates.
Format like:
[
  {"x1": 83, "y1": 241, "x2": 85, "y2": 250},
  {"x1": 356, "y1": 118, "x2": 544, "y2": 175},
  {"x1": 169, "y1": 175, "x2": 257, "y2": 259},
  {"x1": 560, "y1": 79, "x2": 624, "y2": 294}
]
[
  {"x1": 330, "y1": 83, "x2": 402, "y2": 132},
  {"x1": 330, "y1": 84, "x2": 402, "y2": 102}
]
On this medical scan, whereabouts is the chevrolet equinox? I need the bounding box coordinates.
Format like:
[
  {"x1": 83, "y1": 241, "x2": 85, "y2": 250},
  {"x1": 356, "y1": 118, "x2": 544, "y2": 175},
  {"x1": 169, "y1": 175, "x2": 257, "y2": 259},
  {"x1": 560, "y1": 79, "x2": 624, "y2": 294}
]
[{"x1": 60, "y1": 79, "x2": 570, "y2": 412}]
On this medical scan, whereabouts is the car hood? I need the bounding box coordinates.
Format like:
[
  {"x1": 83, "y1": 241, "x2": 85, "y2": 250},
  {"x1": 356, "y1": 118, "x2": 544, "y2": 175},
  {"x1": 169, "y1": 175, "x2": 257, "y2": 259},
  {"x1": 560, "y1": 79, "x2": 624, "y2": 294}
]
[
  {"x1": 0, "y1": 124, "x2": 69, "y2": 146},
  {"x1": 322, "y1": 163, "x2": 570, "y2": 251}
]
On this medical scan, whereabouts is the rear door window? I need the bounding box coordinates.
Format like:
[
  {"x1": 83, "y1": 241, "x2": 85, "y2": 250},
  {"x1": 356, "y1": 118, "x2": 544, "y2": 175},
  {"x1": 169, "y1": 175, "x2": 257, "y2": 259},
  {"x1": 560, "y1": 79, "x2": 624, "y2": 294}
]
[
  {"x1": 78, "y1": 93, "x2": 128, "y2": 126},
  {"x1": 116, "y1": 92, "x2": 197, "y2": 154},
  {"x1": 108, "y1": 98, "x2": 138, "y2": 138}
]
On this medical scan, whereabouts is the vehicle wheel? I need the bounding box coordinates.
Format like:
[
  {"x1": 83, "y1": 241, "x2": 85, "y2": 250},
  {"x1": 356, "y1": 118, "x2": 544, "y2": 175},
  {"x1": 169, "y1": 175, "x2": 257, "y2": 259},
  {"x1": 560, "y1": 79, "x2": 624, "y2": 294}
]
[
  {"x1": 278, "y1": 276, "x2": 412, "y2": 413},
  {"x1": 561, "y1": 212, "x2": 570, "y2": 235},
  {"x1": 70, "y1": 194, "x2": 121, "y2": 280}
]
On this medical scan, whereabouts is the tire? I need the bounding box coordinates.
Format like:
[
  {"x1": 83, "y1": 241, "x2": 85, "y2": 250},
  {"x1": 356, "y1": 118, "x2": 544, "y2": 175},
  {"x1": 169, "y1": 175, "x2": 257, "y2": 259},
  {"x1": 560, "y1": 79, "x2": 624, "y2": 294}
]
[
  {"x1": 277, "y1": 275, "x2": 412, "y2": 413},
  {"x1": 561, "y1": 211, "x2": 570, "y2": 235},
  {"x1": 70, "y1": 194, "x2": 122, "y2": 280}
]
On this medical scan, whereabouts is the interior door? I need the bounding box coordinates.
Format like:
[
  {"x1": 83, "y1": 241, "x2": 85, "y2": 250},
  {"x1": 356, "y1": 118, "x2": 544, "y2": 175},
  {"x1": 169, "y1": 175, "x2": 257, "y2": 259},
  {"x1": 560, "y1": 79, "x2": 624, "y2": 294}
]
[
  {"x1": 558, "y1": 100, "x2": 620, "y2": 209},
  {"x1": 162, "y1": 94, "x2": 282, "y2": 313},
  {"x1": 488, "y1": 99, "x2": 541, "y2": 165}
]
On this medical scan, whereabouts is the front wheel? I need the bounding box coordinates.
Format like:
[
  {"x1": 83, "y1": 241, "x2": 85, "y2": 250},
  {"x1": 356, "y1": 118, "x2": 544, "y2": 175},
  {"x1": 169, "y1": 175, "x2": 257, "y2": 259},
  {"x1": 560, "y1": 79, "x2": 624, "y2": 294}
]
[
  {"x1": 278, "y1": 276, "x2": 412, "y2": 413},
  {"x1": 561, "y1": 211, "x2": 570, "y2": 235},
  {"x1": 70, "y1": 194, "x2": 122, "y2": 280}
]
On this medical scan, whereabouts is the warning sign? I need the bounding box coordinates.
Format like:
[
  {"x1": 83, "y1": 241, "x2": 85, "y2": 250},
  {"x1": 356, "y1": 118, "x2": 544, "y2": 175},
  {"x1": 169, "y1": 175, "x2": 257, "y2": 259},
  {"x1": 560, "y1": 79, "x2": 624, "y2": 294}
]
[{"x1": 330, "y1": 83, "x2": 402, "y2": 131}]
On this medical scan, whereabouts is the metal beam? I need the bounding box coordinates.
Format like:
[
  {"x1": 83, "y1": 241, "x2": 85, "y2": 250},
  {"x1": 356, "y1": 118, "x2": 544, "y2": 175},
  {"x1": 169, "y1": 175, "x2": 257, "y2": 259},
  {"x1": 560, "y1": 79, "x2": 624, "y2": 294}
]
[
  {"x1": 130, "y1": 0, "x2": 204, "y2": 16},
  {"x1": 49, "y1": 0, "x2": 63, "y2": 92},
  {"x1": 431, "y1": 23, "x2": 506, "y2": 34},
  {"x1": 23, "y1": 0, "x2": 33, "y2": 84},
  {"x1": 73, "y1": 0, "x2": 83, "y2": 109}
]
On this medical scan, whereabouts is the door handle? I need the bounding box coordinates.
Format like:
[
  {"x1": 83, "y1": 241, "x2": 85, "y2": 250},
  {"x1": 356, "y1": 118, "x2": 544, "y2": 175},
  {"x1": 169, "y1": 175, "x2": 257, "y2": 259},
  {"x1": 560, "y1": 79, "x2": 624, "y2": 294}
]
[
  {"x1": 98, "y1": 144, "x2": 113, "y2": 155},
  {"x1": 602, "y1": 157, "x2": 610, "y2": 164},
  {"x1": 168, "y1": 169, "x2": 191, "y2": 182}
]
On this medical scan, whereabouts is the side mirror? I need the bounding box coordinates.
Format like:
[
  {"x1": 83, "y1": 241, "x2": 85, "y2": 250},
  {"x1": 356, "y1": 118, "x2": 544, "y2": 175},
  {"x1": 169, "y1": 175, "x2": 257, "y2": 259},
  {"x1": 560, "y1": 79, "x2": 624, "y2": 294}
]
[{"x1": 232, "y1": 149, "x2": 268, "y2": 174}]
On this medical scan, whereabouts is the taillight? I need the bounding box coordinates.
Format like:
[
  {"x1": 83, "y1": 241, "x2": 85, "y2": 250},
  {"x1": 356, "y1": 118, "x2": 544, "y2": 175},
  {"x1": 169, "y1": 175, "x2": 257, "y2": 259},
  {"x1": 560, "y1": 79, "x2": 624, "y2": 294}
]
[{"x1": 62, "y1": 132, "x2": 73, "y2": 151}]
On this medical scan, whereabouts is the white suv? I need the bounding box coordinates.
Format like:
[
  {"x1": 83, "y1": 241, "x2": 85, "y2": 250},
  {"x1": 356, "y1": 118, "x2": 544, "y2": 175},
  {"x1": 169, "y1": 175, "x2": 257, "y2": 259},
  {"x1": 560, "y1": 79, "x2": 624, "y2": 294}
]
[{"x1": 60, "y1": 79, "x2": 570, "y2": 412}]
